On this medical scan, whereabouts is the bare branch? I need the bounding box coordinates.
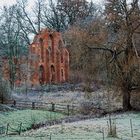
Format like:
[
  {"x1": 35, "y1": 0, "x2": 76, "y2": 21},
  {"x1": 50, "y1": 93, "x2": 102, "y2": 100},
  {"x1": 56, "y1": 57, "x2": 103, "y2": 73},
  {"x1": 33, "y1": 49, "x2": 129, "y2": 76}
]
[{"x1": 88, "y1": 46, "x2": 114, "y2": 54}]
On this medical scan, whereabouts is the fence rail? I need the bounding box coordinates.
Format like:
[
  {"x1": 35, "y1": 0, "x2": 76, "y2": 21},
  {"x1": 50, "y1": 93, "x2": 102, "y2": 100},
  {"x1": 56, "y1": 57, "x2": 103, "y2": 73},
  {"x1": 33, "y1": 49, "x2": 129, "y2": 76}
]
[
  {"x1": 0, "y1": 98, "x2": 79, "y2": 115},
  {"x1": 0, "y1": 98, "x2": 79, "y2": 136}
]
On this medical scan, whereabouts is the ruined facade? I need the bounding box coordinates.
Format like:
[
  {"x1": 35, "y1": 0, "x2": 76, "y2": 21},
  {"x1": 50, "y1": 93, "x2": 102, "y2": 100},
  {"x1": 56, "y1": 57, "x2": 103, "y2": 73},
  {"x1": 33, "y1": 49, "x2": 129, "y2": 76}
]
[
  {"x1": 29, "y1": 29, "x2": 69, "y2": 85},
  {"x1": 2, "y1": 29, "x2": 69, "y2": 86}
]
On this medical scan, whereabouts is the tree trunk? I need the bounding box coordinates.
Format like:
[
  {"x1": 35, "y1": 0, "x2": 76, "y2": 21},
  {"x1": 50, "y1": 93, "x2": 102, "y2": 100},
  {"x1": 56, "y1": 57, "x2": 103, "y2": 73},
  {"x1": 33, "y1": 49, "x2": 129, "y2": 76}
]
[
  {"x1": 122, "y1": 88, "x2": 132, "y2": 111},
  {"x1": 122, "y1": 34, "x2": 133, "y2": 111}
]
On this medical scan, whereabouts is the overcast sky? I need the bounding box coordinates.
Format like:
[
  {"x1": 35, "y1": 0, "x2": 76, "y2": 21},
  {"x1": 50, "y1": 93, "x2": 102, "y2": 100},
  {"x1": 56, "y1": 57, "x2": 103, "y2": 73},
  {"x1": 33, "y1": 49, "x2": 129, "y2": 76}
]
[
  {"x1": 0, "y1": 0, "x2": 104, "y2": 7},
  {"x1": 0, "y1": 0, "x2": 16, "y2": 6}
]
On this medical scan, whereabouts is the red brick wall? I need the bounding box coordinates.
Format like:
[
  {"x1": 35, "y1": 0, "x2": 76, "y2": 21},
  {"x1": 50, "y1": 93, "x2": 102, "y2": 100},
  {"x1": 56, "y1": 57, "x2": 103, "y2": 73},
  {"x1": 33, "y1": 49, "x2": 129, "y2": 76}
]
[
  {"x1": 2, "y1": 29, "x2": 69, "y2": 86},
  {"x1": 29, "y1": 29, "x2": 69, "y2": 85}
]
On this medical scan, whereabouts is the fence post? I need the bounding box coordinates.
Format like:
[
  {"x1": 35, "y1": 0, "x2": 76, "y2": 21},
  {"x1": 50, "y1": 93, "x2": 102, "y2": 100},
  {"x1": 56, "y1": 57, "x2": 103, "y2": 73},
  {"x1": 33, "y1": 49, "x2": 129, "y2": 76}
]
[
  {"x1": 130, "y1": 119, "x2": 133, "y2": 137},
  {"x1": 109, "y1": 114, "x2": 112, "y2": 135},
  {"x1": 6, "y1": 123, "x2": 9, "y2": 135},
  {"x1": 18, "y1": 123, "x2": 22, "y2": 135},
  {"x1": 51, "y1": 103, "x2": 55, "y2": 112},
  {"x1": 67, "y1": 105, "x2": 70, "y2": 116},
  {"x1": 49, "y1": 133, "x2": 52, "y2": 140},
  {"x1": 102, "y1": 128, "x2": 105, "y2": 140},
  {"x1": 1, "y1": 94, "x2": 4, "y2": 104},
  {"x1": 13, "y1": 100, "x2": 16, "y2": 106},
  {"x1": 32, "y1": 102, "x2": 35, "y2": 109}
]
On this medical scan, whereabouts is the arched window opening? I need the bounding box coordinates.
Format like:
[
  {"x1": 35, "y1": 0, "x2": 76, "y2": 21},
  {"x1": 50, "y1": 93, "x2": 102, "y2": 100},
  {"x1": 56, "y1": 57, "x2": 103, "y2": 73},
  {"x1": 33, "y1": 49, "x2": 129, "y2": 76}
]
[
  {"x1": 32, "y1": 47, "x2": 35, "y2": 54},
  {"x1": 48, "y1": 34, "x2": 54, "y2": 62},
  {"x1": 59, "y1": 41, "x2": 64, "y2": 63},
  {"x1": 46, "y1": 49, "x2": 49, "y2": 62},
  {"x1": 61, "y1": 69, "x2": 64, "y2": 81},
  {"x1": 51, "y1": 65, "x2": 55, "y2": 73},
  {"x1": 61, "y1": 53, "x2": 63, "y2": 63},
  {"x1": 39, "y1": 38, "x2": 44, "y2": 62},
  {"x1": 48, "y1": 35, "x2": 53, "y2": 48},
  {"x1": 39, "y1": 38, "x2": 43, "y2": 46},
  {"x1": 39, "y1": 65, "x2": 45, "y2": 85},
  {"x1": 51, "y1": 65, "x2": 55, "y2": 83}
]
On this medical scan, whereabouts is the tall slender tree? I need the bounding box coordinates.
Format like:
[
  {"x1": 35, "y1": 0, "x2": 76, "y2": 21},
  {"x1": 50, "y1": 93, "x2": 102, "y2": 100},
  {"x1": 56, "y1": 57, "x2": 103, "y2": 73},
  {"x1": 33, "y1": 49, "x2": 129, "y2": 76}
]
[{"x1": 0, "y1": 5, "x2": 28, "y2": 89}]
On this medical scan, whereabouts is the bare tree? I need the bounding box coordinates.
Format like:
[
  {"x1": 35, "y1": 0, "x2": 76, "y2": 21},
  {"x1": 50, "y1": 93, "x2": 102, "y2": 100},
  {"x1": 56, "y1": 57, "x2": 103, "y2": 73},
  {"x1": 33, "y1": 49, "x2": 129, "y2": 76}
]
[
  {"x1": 64, "y1": 16, "x2": 106, "y2": 93},
  {"x1": 0, "y1": 5, "x2": 28, "y2": 89},
  {"x1": 42, "y1": 0, "x2": 98, "y2": 31},
  {"x1": 16, "y1": 0, "x2": 38, "y2": 35},
  {"x1": 89, "y1": 0, "x2": 140, "y2": 110}
]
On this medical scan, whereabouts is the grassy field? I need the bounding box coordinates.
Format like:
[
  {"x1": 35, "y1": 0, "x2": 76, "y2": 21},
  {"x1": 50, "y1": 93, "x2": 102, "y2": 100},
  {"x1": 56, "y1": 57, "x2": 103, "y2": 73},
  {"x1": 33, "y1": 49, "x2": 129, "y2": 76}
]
[
  {"x1": 0, "y1": 111, "x2": 140, "y2": 140},
  {"x1": 0, "y1": 106, "x2": 140, "y2": 140},
  {"x1": 22, "y1": 112, "x2": 139, "y2": 140},
  {"x1": 0, "y1": 109, "x2": 65, "y2": 133},
  {"x1": 1, "y1": 112, "x2": 139, "y2": 140}
]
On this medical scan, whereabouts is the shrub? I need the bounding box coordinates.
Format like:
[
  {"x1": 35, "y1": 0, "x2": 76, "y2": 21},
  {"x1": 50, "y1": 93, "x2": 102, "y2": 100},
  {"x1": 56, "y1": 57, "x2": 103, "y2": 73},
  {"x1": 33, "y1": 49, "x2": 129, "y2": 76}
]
[
  {"x1": 80, "y1": 101, "x2": 93, "y2": 115},
  {"x1": 80, "y1": 101, "x2": 105, "y2": 115}
]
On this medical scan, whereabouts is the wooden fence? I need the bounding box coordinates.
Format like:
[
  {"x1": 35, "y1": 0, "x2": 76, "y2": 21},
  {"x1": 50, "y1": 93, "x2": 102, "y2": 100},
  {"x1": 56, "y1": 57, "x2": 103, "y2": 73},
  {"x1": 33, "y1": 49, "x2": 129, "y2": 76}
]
[
  {"x1": 0, "y1": 98, "x2": 80, "y2": 136},
  {"x1": 0, "y1": 98, "x2": 79, "y2": 115}
]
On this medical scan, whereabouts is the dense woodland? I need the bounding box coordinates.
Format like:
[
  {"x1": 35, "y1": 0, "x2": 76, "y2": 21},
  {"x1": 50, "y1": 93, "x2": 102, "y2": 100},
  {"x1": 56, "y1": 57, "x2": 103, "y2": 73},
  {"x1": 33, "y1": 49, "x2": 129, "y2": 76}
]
[{"x1": 0, "y1": 0, "x2": 140, "y2": 111}]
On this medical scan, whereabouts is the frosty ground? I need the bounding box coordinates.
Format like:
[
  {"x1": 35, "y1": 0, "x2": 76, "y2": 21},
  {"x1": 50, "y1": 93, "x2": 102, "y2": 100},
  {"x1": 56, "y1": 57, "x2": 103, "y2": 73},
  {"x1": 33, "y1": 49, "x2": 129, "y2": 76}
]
[
  {"x1": 1, "y1": 111, "x2": 140, "y2": 140},
  {"x1": 13, "y1": 87, "x2": 123, "y2": 112},
  {"x1": 1, "y1": 86, "x2": 139, "y2": 140}
]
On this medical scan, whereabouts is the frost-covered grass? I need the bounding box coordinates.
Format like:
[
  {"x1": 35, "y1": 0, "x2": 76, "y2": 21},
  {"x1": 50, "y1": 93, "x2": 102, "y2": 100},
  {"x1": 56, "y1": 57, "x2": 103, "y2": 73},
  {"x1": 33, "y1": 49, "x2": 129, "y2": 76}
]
[
  {"x1": 13, "y1": 90, "x2": 85, "y2": 104},
  {"x1": 0, "y1": 136, "x2": 39, "y2": 140},
  {"x1": 0, "y1": 109, "x2": 65, "y2": 132},
  {"x1": 1, "y1": 112, "x2": 140, "y2": 140},
  {"x1": 13, "y1": 87, "x2": 124, "y2": 112},
  {"x1": 18, "y1": 112, "x2": 140, "y2": 140}
]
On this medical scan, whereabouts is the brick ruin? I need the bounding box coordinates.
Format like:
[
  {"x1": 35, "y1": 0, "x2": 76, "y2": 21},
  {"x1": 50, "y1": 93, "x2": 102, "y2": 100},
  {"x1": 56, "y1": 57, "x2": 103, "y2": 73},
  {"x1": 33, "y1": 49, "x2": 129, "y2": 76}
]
[
  {"x1": 2, "y1": 29, "x2": 69, "y2": 86},
  {"x1": 29, "y1": 29, "x2": 69, "y2": 85}
]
